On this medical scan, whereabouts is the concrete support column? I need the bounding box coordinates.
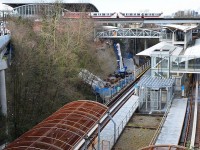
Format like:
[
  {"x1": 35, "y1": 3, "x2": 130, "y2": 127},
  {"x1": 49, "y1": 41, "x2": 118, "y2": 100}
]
[
  {"x1": 184, "y1": 32, "x2": 187, "y2": 50},
  {"x1": 0, "y1": 69, "x2": 7, "y2": 116},
  {"x1": 167, "y1": 57, "x2": 170, "y2": 78},
  {"x1": 166, "y1": 87, "x2": 169, "y2": 106},
  {"x1": 172, "y1": 32, "x2": 175, "y2": 45},
  {"x1": 144, "y1": 39, "x2": 147, "y2": 49},
  {"x1": 159, "y1": 89, "x2": 162, "y2": 110},
  {"x1": 97, "y1": 122, "x2": 101, "y2": 150},
  {"x1": 185, "y1": 57, "x2": 188, "y2": 71}
]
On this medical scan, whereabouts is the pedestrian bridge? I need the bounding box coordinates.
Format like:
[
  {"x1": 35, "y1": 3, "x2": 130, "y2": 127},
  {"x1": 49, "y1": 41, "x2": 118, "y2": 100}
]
[{"x1": 96, "y1": 28, "x2": 162, "y2": 38}]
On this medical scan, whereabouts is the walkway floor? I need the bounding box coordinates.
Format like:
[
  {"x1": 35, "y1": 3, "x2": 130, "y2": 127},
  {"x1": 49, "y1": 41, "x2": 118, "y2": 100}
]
[
  {"x1": 155, "y1": 98, "x2": 188, "y2": 145},
  {"x1": 97, "y1": 95, "x2": 139, "y2": 149}
]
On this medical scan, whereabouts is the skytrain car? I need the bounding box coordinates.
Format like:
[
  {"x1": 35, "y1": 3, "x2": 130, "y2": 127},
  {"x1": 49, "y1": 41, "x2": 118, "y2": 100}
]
[
  {"x1": 63, "y1": 12, "x2": 163, "y2": 19},
  {"x1": 118, "y1": 12, "x2": 163, "y2": 18},
  {"x1": 90, "y1": 12, "x2": 118, "y2": 18}
]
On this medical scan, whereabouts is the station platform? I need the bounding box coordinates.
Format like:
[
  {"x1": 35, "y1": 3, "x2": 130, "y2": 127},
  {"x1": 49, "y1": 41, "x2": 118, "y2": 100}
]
[
  {"x1": 96, "y1": 95, "x2": 139, "y2": 149},
  {"x1": 155, "y1": 98, "x2": 188, "y2": 145}
]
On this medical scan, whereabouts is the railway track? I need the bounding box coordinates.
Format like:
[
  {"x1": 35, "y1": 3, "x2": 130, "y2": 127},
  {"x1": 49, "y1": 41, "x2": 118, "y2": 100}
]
[
  {"x1": 179, "y1": 79, "x2": 195, "y2": 146},
  {"x1": 179, "y1": 74, "x2": 200, "y2": 149},
  {"x1": 85, "y1": 67, "x2": 150, "y2": 149},
  {"x1": 191, "y1": 75, "x2": 200, "y2": 149},
  {"x1": 194, "y1": 99, "x2": 200, "y2": 148}
]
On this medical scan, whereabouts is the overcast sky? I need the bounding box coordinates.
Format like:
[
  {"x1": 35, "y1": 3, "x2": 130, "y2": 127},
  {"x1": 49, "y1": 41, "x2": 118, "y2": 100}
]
[{"x1": 1, "y1": 0, "x2": 200, "y2": 15}]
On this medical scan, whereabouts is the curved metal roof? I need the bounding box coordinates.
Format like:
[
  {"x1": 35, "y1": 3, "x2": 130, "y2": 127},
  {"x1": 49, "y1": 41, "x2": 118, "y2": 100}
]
[
  {"x1": 5, "y1": 100, "x2": 108, "y2": 150},
  {"x1": 2, "y1": 0, "x2": 99, "y2": 12},
  {"x1": 162, "y1": 24, "x2": 197, "y2": 32},
  {"x1": 136, "y1": 41, "x2": 183, "y2": 57}
]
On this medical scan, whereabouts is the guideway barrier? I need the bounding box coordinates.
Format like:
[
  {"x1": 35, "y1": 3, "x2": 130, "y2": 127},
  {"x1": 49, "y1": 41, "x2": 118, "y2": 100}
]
[
  {"x1": 101, "y1": 100, "x2": 138, "y2": 149},
  {"x1": 97, "y1": 60, "x2": 150, "y2": 104},
  {"x1": 92, "y1": 95, "x2": 139, "y2": 150}
]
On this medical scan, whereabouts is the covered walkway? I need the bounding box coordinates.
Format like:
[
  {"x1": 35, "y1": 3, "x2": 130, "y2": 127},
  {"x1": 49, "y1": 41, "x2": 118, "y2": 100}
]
[
  {"x1": 155, "y1": 98, "x2": 187, "y2": 145},
  {"x1": 5, "y1": 100, "x2": 108, "y2": 150}
]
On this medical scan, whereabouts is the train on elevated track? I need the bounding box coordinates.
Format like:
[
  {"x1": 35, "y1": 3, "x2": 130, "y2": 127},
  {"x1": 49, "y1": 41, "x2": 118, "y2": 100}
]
[{"x1": 63, "y1": 12, "x2": 163, "y2": 19}]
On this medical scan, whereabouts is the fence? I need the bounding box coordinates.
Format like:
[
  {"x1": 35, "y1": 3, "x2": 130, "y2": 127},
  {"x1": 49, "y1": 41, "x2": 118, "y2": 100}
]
[
  {"x1": 98, "y1": 60, "x2": 150, "y2": 104},
  {"x1": 149, "y1": 93, "x2": 174, "y2": 145},
  {"x1": 93, "y1": 99, "x2": 139, "y2": 150}
]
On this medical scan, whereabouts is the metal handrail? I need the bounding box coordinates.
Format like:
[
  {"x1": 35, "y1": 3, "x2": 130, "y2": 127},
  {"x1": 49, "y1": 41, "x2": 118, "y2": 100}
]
[
  {"x1": 139, "y1": 144, "x2": 187, "y2": 150},
  {"x1": 149, "y1": 94, "x2": 174, "y2": 145}
]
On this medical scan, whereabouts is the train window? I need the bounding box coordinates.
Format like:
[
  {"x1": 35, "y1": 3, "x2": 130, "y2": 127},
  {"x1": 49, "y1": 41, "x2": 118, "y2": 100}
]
[
  {"x1": 152, "y1": 14, "x2": 154, "y2": 16},
  {"x1": 102, "y1": 13, "x2": 105, "y2": 16},
  {"x1": 93, "y1": 13, "x2": 97, "y2": 16},
  {"x1": 137, "y1": 13, "x2": 140, "y2": 15},
  {"x1": 145, "y1": 13, "x2": 147, "y2": 16},
  {"x1": 134, "y1": 13, "x2": 136, "y2": 15}
]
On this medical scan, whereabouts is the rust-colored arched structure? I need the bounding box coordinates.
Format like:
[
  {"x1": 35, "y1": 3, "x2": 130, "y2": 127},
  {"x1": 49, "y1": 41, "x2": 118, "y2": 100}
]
[{"x1": 5, "y1": 100, "x2": 108, "y2": 150}]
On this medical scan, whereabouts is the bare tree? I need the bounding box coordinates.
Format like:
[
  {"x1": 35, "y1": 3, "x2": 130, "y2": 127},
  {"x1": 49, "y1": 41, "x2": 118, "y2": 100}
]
[{"x1": 6, "y1": 2, "x2": 110, "y2": 141}]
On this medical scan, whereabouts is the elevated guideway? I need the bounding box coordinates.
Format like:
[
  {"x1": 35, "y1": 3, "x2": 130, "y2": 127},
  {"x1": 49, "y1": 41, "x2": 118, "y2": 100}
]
[
  {"x1": 0, "y1": 34, "x2": 11, "y2": 116},
  {"x1": 94, "y1": 18, "x2": 200, "y2": 24}
]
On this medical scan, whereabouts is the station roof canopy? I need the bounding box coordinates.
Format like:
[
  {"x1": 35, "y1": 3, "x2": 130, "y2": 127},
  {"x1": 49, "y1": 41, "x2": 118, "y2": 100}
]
[
  {"x1": 5, "y1": 100, "x2": 108, "y2": 150},
  {"x1": 183, "y1": 39, "x2": 200, "y2": 56},
  {"x1": 162, "y1": 24, "x2": 197, "y2": 32},
  {"x1": 136, "y1": 41, "x2": 183, "y2": 57},
  {"x1": 137, "y1": 75, "x2": 175, "y2": 89},
  {"x1": 178, "y1": 38, "x2": 200, "y2": 62}
]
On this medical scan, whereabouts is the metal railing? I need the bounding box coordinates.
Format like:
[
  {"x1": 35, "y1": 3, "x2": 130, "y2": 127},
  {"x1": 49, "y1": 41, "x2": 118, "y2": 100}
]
[
  {"x1": 100, "y1": 61, "x2": 150, "y2": 103},
  {"x1": 149, "y1": 93, "x2": 174, "y2": 145},
  {"x1": 96, "y1": 28, "x2": 162, "y2": 39},
  {"x1": 134, "y1": 60, "x2": 150, "y2": 79},
  {"x1": 139, "y1": 144, "x2": 187, "y2": 150},
  {"x1": 94, "y1": 99, "x2": 139, "y2": 150}
]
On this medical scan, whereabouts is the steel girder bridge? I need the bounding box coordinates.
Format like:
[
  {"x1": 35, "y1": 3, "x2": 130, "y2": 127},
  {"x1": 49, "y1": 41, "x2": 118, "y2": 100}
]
[{"x1": 95, "y1": 28, "x2": 162, "y2": 39}]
